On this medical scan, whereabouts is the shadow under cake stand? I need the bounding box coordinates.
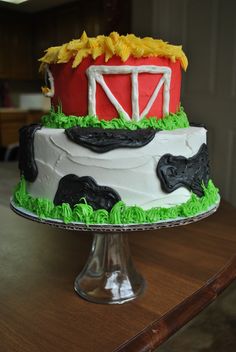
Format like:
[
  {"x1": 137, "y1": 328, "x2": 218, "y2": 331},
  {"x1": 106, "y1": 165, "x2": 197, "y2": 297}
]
[{"x1": 10, "y1": 200, "x2": 220, "y2": 304}]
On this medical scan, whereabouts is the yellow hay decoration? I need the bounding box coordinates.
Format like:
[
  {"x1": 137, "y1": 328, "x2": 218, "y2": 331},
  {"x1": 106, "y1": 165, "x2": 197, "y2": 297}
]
[
  {"x1": 39, "y1": 31, "x2": 188, "y2": 71},
  {"x1": 41, "y1": 86, "x2": 51, "y2": 95}
]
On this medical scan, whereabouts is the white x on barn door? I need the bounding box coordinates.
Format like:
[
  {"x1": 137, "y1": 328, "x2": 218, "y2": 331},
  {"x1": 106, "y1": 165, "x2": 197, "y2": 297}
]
[{"x1": 86, "y1": 65, "x2": 172, "y2": 121}]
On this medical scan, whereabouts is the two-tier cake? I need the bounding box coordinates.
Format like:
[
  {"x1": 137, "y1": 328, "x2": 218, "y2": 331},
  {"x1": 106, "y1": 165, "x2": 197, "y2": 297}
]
[{"x1": 13, "y1": 32, "x2": 219, "y2": 224}]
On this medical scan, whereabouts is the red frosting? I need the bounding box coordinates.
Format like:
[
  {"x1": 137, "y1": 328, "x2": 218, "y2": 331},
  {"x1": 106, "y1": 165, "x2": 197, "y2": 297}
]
[{"x1": 50, "y1": 55, "x2": 182, "y2": 120}]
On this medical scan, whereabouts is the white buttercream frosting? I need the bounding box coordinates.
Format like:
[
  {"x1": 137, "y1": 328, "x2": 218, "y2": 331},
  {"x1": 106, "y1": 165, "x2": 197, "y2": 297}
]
[
  {"x1": 42, "y1": 64, "x2": 55, "y2": 97},
  {"x1": 27, "y1": 126, "x2": 207, "y2": 210}
]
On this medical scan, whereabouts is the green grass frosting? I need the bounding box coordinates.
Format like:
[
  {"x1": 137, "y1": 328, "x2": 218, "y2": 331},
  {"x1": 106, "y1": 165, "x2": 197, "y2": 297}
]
[
  {"x1": 41, "y1": 106, "x2": 190, "y2": 130},
  {"x1": 13, "y1": 177, "x2": 219, "y2": 225}
]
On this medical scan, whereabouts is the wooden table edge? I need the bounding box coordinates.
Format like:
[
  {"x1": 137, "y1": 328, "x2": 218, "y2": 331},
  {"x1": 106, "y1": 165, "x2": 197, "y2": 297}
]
[{"x1": 114, "y1": 255, "x2": 236, "y2": 352}]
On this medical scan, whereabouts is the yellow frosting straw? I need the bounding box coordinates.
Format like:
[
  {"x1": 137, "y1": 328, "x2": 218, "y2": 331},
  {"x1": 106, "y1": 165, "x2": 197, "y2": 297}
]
[{"x1": 39, "y1": 31, "x2": 188, "y2": 72}]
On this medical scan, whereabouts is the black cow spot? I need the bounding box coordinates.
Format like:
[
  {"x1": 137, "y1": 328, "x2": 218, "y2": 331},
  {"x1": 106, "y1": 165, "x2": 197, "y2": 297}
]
[
  {"x1": 54, "y1": 174, "x2": 121, "y2": 211},
  {"x1": 156, "y1": 143, "x2": 209, "y2": 197},
  {"x1": 65, "y1": 127, "x2": 157, "y2": 153},
  {"x1": 19, "y1": 124, "x2": 42, "y2": 182}
]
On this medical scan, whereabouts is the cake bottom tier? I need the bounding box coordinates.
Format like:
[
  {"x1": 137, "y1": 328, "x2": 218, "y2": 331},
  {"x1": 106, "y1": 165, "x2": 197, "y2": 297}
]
[{"x1": 14, "y1": 126, "x2": 219, "y2": 224}]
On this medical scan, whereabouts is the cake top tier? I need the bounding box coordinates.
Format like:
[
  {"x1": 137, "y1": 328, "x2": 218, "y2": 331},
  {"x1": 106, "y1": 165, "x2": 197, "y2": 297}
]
[{"x1": 39, "y1": 31, "x2": 188, "y2": 71}]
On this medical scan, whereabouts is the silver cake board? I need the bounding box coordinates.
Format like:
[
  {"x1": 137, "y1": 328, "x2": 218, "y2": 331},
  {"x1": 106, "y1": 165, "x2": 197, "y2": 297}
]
[{"x1": 10, "y1": 198, "x2": 220, "y2": 232}]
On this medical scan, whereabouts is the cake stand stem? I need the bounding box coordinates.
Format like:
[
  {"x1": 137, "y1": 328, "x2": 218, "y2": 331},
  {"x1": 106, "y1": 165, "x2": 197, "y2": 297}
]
[{"x1": 74, "y1": 232, "x2": 145, "y2": 304}]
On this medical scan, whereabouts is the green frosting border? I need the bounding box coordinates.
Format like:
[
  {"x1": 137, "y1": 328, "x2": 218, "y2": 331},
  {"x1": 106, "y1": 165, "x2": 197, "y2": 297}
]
[
  {"x1": 13, "y1": 178, "x2": 219, "y2": 225},
  {"x1": 41, "y1": 106, "x2": 190, "y2": 130}
]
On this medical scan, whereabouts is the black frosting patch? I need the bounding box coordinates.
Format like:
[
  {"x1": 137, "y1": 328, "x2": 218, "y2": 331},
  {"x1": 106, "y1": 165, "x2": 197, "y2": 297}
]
[
  {"x1": 54, "y1": 174, "x2": 121, "y2": 211},
  {"x1": 190, "y1": 122, "x2": 207, "y2": 128},
  {"x1": 19, "y1": 124, "x2": 42, "y2": 182},
  {"x1": 156, "y1": 143, "x2": 209, "y2": 197},
  {"x1": 65, "y1": 127, "x2": 157, "y2": 153}
]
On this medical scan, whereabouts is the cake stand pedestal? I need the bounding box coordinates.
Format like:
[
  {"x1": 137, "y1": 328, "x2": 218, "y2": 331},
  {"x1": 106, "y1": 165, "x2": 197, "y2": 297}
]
[
  {"x1": 10, "y1": 200, "x2": 219, "y2": 304},
  {"x1": 74, "y1": 232, "x2": 144, "y2": 304}
]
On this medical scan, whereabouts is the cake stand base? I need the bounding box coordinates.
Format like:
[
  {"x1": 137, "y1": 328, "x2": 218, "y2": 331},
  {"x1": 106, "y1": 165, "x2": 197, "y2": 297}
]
[{"x1": 74, "y1": 232, "x2": 145, "y2": 304}]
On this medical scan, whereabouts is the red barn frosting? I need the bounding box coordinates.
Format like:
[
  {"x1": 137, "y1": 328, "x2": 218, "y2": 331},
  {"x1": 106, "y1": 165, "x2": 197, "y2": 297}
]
[{"x1": 40, "y1": 32, "x2": 188, "y2": 121}]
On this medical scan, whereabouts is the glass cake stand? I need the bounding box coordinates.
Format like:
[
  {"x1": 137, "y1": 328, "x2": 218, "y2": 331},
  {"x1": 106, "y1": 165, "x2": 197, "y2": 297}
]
[{"x1": 10, "y1": 199, "x2": 220, "y2": 304}]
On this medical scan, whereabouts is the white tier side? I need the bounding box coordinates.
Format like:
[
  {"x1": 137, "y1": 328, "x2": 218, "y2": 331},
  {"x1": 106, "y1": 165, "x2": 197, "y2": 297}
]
[{"x1": 27, "y1": 126, "x2": 207, "y2": 209}]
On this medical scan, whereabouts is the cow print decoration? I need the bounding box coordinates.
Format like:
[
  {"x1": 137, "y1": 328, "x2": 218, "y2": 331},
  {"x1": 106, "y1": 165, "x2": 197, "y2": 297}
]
[
  {"x1": 19, "y1": 124, "x2": 42, "y2": 182},
  {"x1": 156, "y1": 143, "x2": 209, "y2": 197},
  {"x1": 65, "y1": 127, "x2": 157, "y2": 153},
  {"x1": 54, "y1": 174, "x2": 121, "y2": 211}
]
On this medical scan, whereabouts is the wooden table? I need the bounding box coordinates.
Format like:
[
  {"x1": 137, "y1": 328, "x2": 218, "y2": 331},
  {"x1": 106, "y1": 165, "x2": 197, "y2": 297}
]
[{"x1": 0, "y1": 201, "x2": 235, "y2": 352}]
